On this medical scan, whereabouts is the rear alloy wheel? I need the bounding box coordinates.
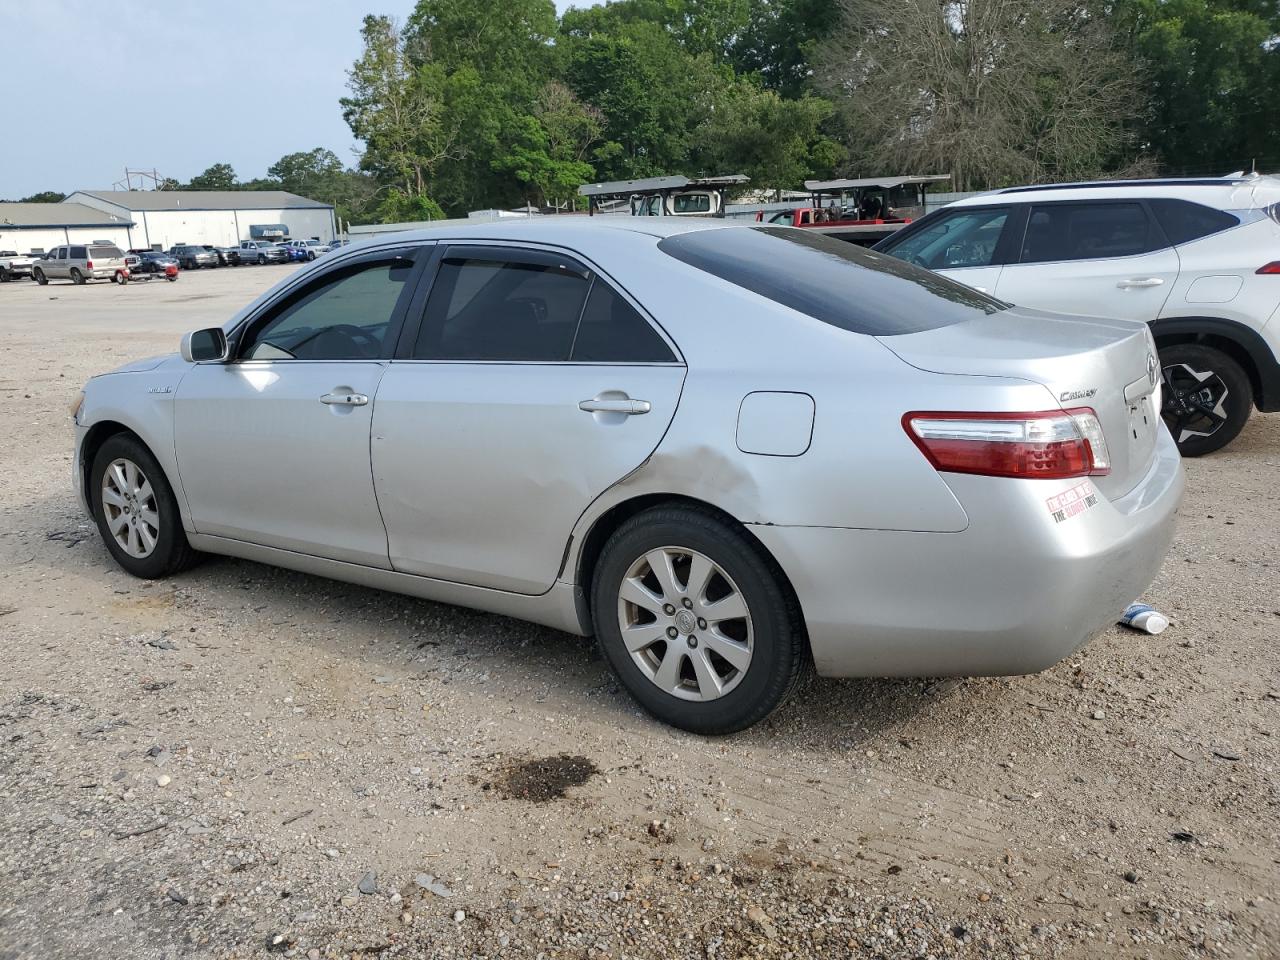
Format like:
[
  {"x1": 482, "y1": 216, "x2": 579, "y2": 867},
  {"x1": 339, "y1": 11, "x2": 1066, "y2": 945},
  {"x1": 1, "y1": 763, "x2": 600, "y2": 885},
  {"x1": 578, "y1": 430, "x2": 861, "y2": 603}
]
[
  {"x1": 90, "y1": 434, "x2": 200, "y2": 578},
  {"x1": 592, "y1": 506, "x2": 805, "y2": 734},
  {"x1": 70, "y1": 268, "x2": 85, "y2": 285},
  {"x1": 1159, "y1": 344, "x2": 1252, "y2": 456}
]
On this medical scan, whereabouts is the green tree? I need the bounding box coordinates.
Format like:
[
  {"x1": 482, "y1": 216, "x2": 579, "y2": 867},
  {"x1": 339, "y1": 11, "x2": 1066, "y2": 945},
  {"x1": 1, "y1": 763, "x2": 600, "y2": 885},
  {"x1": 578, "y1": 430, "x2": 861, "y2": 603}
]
[
  {"x1": 493, "y1": 81, "x2": 603, "y2": 208},
  {"x1": 1111, "y1": 0, "x2": 1280, "y2": 173},
  {"x1": 186, "y1": 163, "x2": 238, "y2": 190},
  {"x1": 731, "y1": 0, "x2": 839, "y2": 98},
  {"x1": 19, "y1": 190, "x2": 66, "y2": 203}
]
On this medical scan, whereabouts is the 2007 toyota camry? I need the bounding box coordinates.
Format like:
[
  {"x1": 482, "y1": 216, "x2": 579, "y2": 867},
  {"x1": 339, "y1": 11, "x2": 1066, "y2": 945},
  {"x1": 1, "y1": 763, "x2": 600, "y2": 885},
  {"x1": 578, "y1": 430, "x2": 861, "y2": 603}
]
[{"x1": 72, "y1": 219, "x2": 1184, "y2": 733}]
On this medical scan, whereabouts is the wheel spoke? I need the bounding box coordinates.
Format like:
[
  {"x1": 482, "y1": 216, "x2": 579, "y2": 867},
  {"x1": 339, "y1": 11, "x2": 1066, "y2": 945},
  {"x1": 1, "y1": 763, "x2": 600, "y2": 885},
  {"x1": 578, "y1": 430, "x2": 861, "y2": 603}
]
[
  {"x1": 652, "y1": 645, "x2": 685, "y2": 691},
  {"x1": 621, "y1": 623, "x2": 665, "y2": 654},
  {"x1": 137, "y1": 523, "x2": 157, "y2": 554},
  {"x1": 109, "y1": 462, "x2": 129, "y2": 495},
  {"x1": 127, "y1": 524, "x2": 141, "y2": 555},
  {"x1": 139, "y1": 508, "x2": 160, "y2": 530},
  {"x1": 702, "y1": 629, "x2": 752, "y2": 672},
  {"x1": 101, "y1": 488, "x2": 127, "y2": 508},
  {"x1": 124, "y1": 461, "x2": 139, "y2": 494},
  {"x1": 137, "y1": 479, "x2": 155, "y2": 504},
  {"x1": 619, "y1": 577, "x2": 664, "y2": 617},
  {"x1": 684, "y1": 553, "x2": 715, "y2": 604},
  {"x1": 690, "y1": 649, "x2": 724, "y2": 697},
  {"x1": 702, "y1": 591, "x2": 747, "y2": 624},
  {"x1": 644, "y1": 549, "x2": 683, "y2": 601},
  {"x1": 108, "y1": 511, "x2": 129, "y2": 534}
]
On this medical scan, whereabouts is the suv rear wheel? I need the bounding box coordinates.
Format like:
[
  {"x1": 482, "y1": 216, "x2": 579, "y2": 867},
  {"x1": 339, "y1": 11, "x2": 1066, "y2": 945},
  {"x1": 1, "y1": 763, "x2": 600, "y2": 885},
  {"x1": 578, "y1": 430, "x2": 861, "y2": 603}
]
[
  {"x1": 1160, "y1": 343, "x2": 1252, "y2": 456},
  {"x1": 591, "y1": 506, "x2": 806, "y2": 734},
  {"x1": 70, "y1": 268, "x2": 85, "y2": 285}
]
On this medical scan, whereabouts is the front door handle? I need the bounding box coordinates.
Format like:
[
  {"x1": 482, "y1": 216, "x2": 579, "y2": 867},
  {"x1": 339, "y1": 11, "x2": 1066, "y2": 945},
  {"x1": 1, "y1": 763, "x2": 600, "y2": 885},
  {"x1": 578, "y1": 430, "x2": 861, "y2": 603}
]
[
  {"x1": 320, "y1": 392, "x2": 369, "y2": 406},
  {"x1": 1117, "y1": 277, "x2": 1164, "y2": 288},
  {"x1": 579, "y1": 397, "x2": 651, "y2": 415}
]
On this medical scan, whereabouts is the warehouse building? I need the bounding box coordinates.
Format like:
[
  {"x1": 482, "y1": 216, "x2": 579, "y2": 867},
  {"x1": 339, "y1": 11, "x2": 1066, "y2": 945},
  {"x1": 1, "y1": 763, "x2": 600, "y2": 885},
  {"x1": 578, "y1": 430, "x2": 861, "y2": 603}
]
[
  {"x1": 0, "y1": 202, "x2": 136, "y2": 255},
  {"x1": 65, "y1": 190, "x2": 336, "y2": 251}
]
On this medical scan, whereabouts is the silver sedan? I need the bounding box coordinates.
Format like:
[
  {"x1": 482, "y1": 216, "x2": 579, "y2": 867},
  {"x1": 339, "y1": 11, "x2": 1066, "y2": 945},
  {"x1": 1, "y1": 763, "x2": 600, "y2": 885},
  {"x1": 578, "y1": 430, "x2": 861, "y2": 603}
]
[{"x1": 72, "y1": 219, "x2": 1184, "y2": 733}]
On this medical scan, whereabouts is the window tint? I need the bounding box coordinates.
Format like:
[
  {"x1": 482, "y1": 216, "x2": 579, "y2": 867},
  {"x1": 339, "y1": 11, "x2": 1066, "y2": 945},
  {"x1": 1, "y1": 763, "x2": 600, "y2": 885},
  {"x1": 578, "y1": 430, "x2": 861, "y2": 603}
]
[
  {"x1": 241, "y1": 258, "x2": 413, "y2": 361},
  {"x1": 89, "y1": 245, "x2": 123, "y2": 259},
  {"x1": 1148, "y1": 198, "x2": 1239, "y2": 245},
  {"x1": 55, "y1": 248, "x2": 67, "y2": 260},
  {"x1": 413, "y1": 255, "x2": 590, "y2": 361},
  {"x1": 673, "y1": 193, "x2": 711, "y2": 214},
  {"x1": 71, "y1": 246, "x2": 87, "y2": 259},
  {"x1": 658, "y1": 227, "x2": 1005, "y2": 337},
  {"x1": 571, "y1": 281, "x2": 674, "y2": 362},
  {"x1": 1019, "y1": 202, "x2": 1161, "y2": 263},
  {"x1": 884, "y1": 207, "x2": 1010, "y2": 269}
]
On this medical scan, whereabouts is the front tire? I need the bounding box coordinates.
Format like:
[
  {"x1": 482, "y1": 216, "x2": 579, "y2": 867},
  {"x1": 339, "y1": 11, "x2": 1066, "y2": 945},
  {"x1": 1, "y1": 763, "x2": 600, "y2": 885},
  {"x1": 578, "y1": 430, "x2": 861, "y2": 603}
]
[
  {"x1": 591, "y1": 506, "x2": 806, "y2": 734},
  {"x1": 90, "y1": 434, "x2": 200, "y2": 579},
  {"x1": 34, "y1": 268, "x2": 47, "y2": 285},
  {"x1": 1160, "y1": 344, "x2": 1252, "y2": 456}
]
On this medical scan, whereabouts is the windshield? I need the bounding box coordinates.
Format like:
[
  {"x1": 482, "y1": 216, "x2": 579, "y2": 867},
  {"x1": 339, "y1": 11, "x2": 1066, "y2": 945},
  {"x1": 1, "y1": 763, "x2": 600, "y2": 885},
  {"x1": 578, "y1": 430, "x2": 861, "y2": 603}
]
[{"x1": 658, "y1": 226, "x2": 1008, "y2": 337}]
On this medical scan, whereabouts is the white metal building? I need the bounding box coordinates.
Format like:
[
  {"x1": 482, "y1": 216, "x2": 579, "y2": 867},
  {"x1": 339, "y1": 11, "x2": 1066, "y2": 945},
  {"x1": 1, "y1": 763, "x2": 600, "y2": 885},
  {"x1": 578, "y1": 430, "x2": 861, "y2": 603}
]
[
  {"x1": 66, "y1": 190, "x2": 337, "y2": 251},
  {"x1": 0, "y1": 203, "x2": 136, "y2": 255}
]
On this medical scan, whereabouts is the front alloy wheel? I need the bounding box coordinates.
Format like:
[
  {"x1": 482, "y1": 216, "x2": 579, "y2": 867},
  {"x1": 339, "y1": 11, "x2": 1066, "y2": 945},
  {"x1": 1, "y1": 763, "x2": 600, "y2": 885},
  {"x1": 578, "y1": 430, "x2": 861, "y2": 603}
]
[
  {"x1": 1159, "y1": 343, "x2": 1251, "y2": 456},
  {"x1": 101, "y1": 458, "x2": 160, "y2": 559}
]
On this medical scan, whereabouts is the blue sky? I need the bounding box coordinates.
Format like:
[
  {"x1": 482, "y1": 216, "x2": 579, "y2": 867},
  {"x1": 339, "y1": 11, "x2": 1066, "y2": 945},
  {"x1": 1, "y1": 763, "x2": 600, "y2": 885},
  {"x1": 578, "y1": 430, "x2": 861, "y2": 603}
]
[{"x1": 0, "y1": 0, "x2": 589, "y2": 199}]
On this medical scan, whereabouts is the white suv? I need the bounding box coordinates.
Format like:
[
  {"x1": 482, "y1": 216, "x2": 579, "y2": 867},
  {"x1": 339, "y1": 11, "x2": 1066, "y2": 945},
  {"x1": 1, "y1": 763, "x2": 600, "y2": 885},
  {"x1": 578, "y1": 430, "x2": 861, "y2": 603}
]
[{"x1": 875, "y1": 174, "x2": 1280, "y2": 455}]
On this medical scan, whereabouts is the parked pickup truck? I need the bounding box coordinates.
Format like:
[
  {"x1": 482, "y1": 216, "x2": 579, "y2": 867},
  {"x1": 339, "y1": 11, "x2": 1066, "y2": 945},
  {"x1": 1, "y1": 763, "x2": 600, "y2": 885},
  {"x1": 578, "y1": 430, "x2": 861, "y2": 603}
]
[
  {"x1": 0, "y1": 250, "x2": 35, "y2": 281},
  {"x1": 237, "y1": 240, "x2": 289, "y2": 264}
]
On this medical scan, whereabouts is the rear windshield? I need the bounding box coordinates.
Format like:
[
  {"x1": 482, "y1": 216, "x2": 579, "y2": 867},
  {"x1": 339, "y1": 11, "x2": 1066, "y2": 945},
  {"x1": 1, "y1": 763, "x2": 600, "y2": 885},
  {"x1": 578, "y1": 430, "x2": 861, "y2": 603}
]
[
  {"x1": 658, "y1": 227, "x2": 1006, "y2": 336},
  {"x1": 89, "y1": 245, "x2": 124, "y2": 259}
]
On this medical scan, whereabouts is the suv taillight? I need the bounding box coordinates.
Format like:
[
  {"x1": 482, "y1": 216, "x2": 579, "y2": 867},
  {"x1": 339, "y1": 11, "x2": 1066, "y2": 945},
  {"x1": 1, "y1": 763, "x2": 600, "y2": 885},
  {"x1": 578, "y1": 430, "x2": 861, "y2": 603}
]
[
  {"x1": 903, "y1": 409, "x2": 1111, "y2": 479},
  {"x1": 86, "y1": 260, "x2": 93, "y2": 269}
]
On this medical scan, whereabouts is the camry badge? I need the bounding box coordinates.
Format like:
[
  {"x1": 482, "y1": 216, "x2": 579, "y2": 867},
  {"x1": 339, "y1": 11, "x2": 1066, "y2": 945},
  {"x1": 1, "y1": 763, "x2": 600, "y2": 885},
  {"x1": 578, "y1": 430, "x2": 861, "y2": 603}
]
[{"x1": 1059, "y1": 388, "x2": 1097, "y2": 402}]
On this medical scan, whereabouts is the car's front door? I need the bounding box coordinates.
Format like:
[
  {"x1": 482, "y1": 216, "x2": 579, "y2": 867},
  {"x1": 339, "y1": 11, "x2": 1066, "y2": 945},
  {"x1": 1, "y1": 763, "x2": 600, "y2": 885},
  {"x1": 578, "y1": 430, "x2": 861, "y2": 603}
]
[
  {"x1": 174, "y1": 248, "x2": 424, "y2": 567},
  {"x1": 994, "y1": 200, "x2": 1179, "y2": 322},
  {"x1": 879, "y1": 205, "x2": 1013, "y2": 295},
  {"x1": 47, "y1": 247, "x2": 68, "y2": 279},
  {"x1": 371, "y1": 244, "x2": 686, "y2": 595}
]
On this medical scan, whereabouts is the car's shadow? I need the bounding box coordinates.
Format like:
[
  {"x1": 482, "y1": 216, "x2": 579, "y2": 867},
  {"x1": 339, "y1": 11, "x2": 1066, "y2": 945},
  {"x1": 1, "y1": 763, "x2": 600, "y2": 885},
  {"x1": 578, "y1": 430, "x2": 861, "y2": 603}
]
[{"x1": 21, "y1": 494, "x2": 983, "y2": 752}]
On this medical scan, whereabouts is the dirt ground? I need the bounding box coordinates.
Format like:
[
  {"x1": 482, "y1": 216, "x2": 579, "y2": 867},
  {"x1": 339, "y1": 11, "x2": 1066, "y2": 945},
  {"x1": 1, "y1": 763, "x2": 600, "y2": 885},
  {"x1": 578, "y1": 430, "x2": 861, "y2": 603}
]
[{"x1": 0, "y1": 266, "x2": 1276, "y2": 960}]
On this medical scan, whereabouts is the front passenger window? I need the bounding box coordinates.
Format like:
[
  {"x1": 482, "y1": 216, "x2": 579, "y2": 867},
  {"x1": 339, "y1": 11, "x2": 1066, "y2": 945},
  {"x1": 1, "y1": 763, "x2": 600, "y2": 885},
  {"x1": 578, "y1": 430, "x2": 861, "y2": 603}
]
[
  {"x1": 887, "y1": 208, "x2": 1009, "y2": 270},
  {"x1": 240, "y1": 258, "x2": 414, "y2": 361}
]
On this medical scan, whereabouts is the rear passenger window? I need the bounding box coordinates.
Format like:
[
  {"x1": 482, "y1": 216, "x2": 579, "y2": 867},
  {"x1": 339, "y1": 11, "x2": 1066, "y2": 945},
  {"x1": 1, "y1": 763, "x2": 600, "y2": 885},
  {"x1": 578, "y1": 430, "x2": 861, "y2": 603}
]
[
  {"x1": 571, "y1": 281, "x2": 674, "y2": 362},
  {"x1": 414, "y1": 254, "x2": 590, "y2": 361},
  {"x1": 1019, "y1": 203, "x2": 1162, "y2": 263},
  {"x1": 71, "y1": 246, "x2": 87, "y2": 259},
  {"x1": 1148, "y1": 198, "x2": 1240, "y2": 245}
]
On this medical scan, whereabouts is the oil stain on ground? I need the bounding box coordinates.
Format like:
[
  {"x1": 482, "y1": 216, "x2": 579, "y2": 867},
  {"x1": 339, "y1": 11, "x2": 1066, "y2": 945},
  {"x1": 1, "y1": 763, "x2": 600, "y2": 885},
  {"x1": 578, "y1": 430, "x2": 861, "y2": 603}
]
[{"x1": 492, "y1": 754, "x2": 598, "y2": 803}]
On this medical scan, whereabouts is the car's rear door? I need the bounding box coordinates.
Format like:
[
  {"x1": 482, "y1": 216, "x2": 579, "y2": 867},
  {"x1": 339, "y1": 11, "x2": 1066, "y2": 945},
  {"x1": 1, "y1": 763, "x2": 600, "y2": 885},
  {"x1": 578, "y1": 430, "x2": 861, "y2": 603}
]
[
  {"x1": 371, "y1": 243, "x2": 686, "y2": 595},
  {"x1": 174, "y1": 246, "x2": 427, "y2": 567},
  {"x1": 994, "y1": 200, "x2": 1179, "y2": 322}
]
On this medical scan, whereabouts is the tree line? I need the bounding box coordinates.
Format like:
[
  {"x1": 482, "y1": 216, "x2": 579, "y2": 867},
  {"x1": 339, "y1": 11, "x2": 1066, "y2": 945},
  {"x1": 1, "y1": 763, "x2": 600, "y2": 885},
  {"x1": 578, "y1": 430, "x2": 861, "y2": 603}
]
[{"x1": 15, "y1": 0, "x2": 1280, "y2": 222}]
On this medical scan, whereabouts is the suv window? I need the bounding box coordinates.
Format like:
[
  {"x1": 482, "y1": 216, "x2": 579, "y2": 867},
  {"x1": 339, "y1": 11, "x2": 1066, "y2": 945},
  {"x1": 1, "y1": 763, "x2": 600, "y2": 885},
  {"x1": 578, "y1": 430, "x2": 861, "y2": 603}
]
[
  {"x1": 240, "y1": 258, "x2": 414, "y2": 361},
  {"x1": 1019, "y1": 202, "x2": 1162, "y2": 263},
  {"x1": 571, "y1": 280, "x2": 674, "y2": 362},
  {"x1": 1148, "y1": 198, "x2": 1240, "y2": 245},
  {"x1": 883, "y1": 207, "x2": 1010, "y2": 269},
  {"x1": 70, "y1": 246, "x2": 87, "y2": 259},
  {"x1": 89, "y1": 245, "x2": 123, "y2": 259},
  {"x1": 413, "y1": 253, "x2": 591, "y2": 361},
  {"x1": 658, "y1": 227, "x2": 1005, "y2": 337}
]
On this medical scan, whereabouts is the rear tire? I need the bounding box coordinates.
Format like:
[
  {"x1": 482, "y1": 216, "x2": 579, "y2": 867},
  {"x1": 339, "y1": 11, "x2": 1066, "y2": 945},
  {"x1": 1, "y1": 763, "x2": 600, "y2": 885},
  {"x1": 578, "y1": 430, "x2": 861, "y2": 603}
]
[
  {"x1": 89, "y1": 434, "x2": 200, "y2": 579},
  {"x1": 591, "y1": 505, "x2": 806, "y2": 734},
  {"x1": 34, "y1": 269, "x2": 46, "y2": 285},
  {"x1": 70, "y1": 268, "x2": 85, "y2": 285},
  {"x1": 1159, "y1": 344, "x2": 1252, "y2": 457}
]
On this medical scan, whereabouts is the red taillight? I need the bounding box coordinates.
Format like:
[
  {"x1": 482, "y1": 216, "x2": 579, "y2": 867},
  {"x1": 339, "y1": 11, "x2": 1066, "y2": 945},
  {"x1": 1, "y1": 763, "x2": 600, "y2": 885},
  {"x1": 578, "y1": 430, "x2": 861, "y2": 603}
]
[
  {"x1": 86, "y1": 260, "x2": 93, "y2": 269},
  {"x1": 903, "y1": 409, "x2": 1111, "y2": 480},
  {"x1": 1256, "y1": 261, "x2": 1280, "y2": 275}
]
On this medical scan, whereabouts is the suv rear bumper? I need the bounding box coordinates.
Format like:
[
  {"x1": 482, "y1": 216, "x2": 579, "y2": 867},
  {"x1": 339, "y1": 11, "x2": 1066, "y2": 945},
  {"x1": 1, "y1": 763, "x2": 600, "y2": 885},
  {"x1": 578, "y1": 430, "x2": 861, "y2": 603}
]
[{"x1": 750, "y1": 427, "x2": 1184, "y2": 678}]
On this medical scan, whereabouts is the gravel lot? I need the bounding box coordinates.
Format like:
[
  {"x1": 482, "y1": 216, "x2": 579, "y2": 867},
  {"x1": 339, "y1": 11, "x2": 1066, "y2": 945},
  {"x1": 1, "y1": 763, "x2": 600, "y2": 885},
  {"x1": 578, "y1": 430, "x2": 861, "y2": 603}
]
[{"x1": 1, "y1": 266, "x2": 1277, "y2": 960}]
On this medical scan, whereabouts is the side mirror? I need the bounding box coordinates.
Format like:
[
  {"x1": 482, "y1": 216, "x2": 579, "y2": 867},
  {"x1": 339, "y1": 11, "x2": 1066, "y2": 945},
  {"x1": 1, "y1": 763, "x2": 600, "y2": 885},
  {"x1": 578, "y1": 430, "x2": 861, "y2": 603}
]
[{"x1": 181, "y1": 327, "x2": 229, "y2": 363}]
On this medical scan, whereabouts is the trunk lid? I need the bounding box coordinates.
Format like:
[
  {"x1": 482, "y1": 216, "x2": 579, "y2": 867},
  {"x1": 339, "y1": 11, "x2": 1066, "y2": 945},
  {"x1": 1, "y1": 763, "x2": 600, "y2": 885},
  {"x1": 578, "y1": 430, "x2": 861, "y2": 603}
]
[{"x1": 879, "y1": 306, "x2": 1162, "y2": 499}]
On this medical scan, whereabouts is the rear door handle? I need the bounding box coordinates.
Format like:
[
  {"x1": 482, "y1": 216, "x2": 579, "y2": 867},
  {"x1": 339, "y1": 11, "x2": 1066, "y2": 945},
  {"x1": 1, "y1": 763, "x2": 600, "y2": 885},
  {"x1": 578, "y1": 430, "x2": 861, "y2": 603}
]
[
  {"x1": 320, "y1": 392, "x2": 368, "y2": 406},
  {"x1": 579, "y1": 398, "x2": 651, "y2": 415},
  {"x1": 1117, "y1": 277, "x2": 1164, "y2": 288}
]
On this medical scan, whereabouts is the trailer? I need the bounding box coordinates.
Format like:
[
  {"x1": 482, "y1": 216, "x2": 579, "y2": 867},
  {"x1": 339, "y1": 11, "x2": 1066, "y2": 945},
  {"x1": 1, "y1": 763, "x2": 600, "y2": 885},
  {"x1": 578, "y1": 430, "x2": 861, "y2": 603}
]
[{"x1": 758, "y1": 175, "x2": 951, "y2": 246}]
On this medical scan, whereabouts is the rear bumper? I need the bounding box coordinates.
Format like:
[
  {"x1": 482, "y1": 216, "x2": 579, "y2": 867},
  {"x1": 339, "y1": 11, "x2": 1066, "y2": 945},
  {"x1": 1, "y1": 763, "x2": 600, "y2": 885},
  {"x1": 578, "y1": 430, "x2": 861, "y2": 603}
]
[{"x1": 750, "y1": 428, "x2": 1185, "y2": 677}]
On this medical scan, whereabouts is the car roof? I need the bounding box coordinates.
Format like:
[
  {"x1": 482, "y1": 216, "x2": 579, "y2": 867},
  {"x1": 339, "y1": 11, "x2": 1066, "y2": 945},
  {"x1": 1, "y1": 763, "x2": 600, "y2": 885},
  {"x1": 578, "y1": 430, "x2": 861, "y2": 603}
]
[
  {"x1": 353, "y1": 215, "x2": 743, "y2": 248},
  {"x1": 950, "y1": 174, "x2": 1280, "y2": 210}
]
